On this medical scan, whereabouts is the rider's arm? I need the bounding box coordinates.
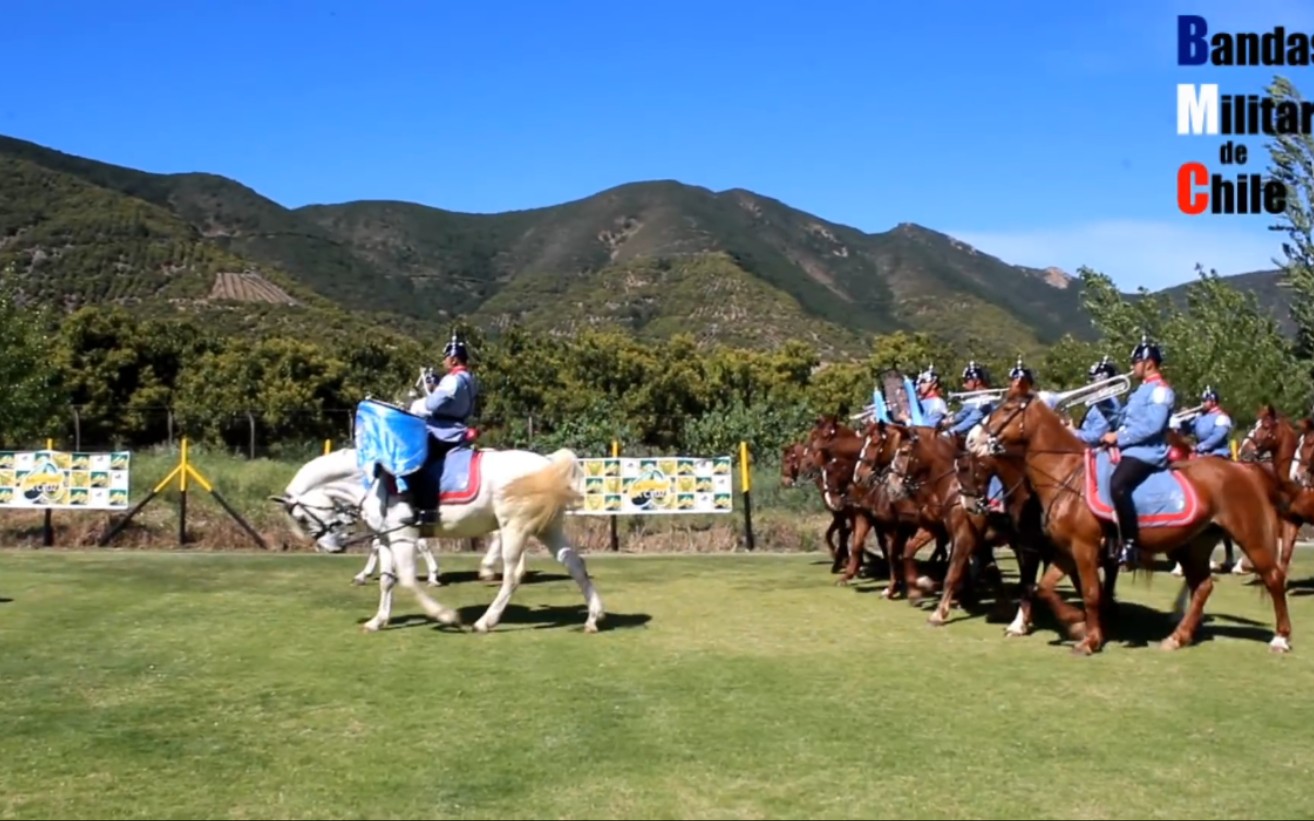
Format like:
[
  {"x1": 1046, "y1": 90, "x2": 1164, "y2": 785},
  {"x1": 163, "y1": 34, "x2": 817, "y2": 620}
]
[
  {"x1": 1195, "y1": 415, "x2": 1232, "y2": 452},
  {"x1": 1073, "y1": 410, "x2": 1108, "y2": 446},
  {"x1": 948, "y1": 403, "x2": 983, "y2": 435},
  {"x1": 1116, "y1": 387, "x2": 1173, "y2": 447},
  {"x1": 424, "y1": 373, "x2": 462, "y2": 415}
]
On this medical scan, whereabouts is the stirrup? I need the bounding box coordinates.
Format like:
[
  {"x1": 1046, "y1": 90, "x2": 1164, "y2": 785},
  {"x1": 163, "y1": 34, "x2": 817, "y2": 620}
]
[
  {"x1": 408, "y1": 509, "x2": 439, "y2": 526},
  {"x1": 1118, "y1": 540, "x2": 1139, "y2": 566}
]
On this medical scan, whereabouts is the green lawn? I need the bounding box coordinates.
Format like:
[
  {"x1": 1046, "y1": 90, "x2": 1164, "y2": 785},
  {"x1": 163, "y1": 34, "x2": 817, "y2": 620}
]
[{"x1": 3, "y1": 549, "x2": 1314, "y2": 820}]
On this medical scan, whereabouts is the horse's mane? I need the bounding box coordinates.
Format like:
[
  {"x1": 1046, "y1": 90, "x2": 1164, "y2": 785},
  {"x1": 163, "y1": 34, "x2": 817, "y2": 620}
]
[
  {"x1": 285, "y1": 448, "x2": 362, "y2": 497},
  {"x1": 1020, "y1": 393, "x2": 1087, "y2": 453}
]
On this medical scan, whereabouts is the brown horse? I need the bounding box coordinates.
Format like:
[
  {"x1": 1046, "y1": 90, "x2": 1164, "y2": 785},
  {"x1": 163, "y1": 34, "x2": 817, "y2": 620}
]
[
  {"x1": 951, "y1": 442, "x2": 1059, "y2": 636},
  {"x1": 958, "y1": 429, "x2": 1124, "y2": 639},
  {"x1": 880, "y1": 425, "x2": 1020, "y2": 622},
  {"x1": 809, "y1": 416, "x2": 942, "y2": 595},
  {"x1": 968, "y1": 392, "x2": 1292, "y2": 655},
  {"x1": 845, "y1": 419, "x2": 950, "y2": 598},
  {"x1": 1243, "y1": 406, "x2": 1314, "y2": 576},
  {"x1": 781, "y1": 441, "x2": 854, "y2": 573},
  {"x1": 883, "y1": 424, "x2": 1061, "y2": 632},
  {"x1": 801, "y1": 417, "x2": 897, "y2": 578}
]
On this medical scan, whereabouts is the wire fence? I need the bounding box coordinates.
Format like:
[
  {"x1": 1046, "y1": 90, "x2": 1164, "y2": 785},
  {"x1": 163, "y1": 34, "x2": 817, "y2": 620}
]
[{"x1": 28, "y1": 406, "x2": 628, "y2": 462}]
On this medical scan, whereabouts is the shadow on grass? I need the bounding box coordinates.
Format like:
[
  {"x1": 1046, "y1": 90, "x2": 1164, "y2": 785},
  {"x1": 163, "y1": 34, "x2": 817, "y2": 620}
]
[
  {"x1": 1287, "y1": 576, "x2": 1314, "y2": 597},
  {"x1": 436, "y1": 569, "x2": 573, "y2": 587},
  {"x1": 1032, "y1": 600, "x2": 1277, "y2": 651},
  {"x1": 359, "y1": 604, "x2": 652, "y2": 633}
]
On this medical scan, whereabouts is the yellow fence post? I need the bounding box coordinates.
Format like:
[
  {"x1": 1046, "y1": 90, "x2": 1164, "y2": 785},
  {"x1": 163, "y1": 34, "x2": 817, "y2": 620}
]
[
  {"x1": 609, "y1": 439, "x2": 620, "y2": 551},
  {"x1": 41, "y1": 438, "x2": 54, "y2": 547},
  {"x1": 324, "y1": 439, "x2": 332, "y2": 455},
  {"x1": 739, "y1": 441, "x2": 755, "y2": 550},
  {"x1": 178, "y1": 438, "x2": 190, "y2": 545},
  {"x1": 97, "y1": 435, "x2": 268, "y2": 550}
]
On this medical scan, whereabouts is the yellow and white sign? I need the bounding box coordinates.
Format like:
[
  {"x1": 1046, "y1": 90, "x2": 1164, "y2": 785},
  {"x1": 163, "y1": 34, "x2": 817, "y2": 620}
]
[
  {"x1": 573, "y1": 456, "x2": 733, "y2": 515},
  {"x1": 0, "y1": 449, "x2": 131, "y2": 510}
]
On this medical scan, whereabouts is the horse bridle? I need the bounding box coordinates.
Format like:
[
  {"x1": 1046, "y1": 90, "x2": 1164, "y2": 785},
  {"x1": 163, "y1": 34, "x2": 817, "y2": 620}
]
[
  {"x1": 855, "y1": 422, "x2": 918, "y2": 493},
  {"x1": 973, "y1": 394, "x2": 1088, "y2": 524},
  {"x1": 280, "y1": 494, "x2": 362, "y2": 541}
]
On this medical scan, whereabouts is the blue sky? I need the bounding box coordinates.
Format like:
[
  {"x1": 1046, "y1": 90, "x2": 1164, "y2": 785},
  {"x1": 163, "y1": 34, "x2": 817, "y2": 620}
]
[{"x1": 5, "y1": 0, "x2": 1311, "y2": 291}]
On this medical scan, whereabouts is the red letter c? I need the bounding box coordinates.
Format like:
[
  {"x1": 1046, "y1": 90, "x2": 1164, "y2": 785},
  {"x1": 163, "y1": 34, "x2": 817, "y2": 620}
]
[{"x1": 1178, "y1": 162, "x2": 1208, "y2": 215}]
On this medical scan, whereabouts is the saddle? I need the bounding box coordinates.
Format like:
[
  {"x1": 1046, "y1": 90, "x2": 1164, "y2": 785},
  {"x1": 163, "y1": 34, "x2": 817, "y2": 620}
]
[{"x1": 1084, "y1": 448, "x2": 1200, "y2": 528}]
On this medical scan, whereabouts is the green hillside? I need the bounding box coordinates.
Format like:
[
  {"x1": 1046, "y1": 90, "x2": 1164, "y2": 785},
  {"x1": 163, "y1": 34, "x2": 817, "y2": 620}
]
[{"x1": 1, "y1": 131, "x2": 1276, "y2": 359}]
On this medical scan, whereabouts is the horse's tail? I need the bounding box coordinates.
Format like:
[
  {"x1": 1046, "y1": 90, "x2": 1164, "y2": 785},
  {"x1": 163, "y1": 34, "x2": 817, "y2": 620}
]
[{"x1": 500, "y1": 449, "x2": 584, "y2": 535}]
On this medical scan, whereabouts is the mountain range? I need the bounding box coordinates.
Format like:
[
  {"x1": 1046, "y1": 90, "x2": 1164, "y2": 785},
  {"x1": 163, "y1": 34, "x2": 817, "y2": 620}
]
[{"x1": 0, "y1": 133, "x2": 1293, "y2": 358}]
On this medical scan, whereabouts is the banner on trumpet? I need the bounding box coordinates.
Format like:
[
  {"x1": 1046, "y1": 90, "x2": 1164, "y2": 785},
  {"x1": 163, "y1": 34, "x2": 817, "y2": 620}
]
[{"x1": 849, "y1": 368, "x2": 925, "y2": 425}]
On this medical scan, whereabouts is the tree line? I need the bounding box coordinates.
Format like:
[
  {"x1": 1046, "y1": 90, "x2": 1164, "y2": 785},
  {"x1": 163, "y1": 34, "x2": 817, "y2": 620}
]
[
  {"x1": 0, "y1": 73, "x2": 1309, "y2": 463},
  {"x1": 0, "y1": 264, "x2": 1306, "y2": 461}
]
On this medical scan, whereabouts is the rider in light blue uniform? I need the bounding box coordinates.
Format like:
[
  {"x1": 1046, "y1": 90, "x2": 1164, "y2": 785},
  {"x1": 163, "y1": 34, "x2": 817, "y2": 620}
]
[
  {"x1": 1073, "y1": 355, "x2": 1125, "y2": 446},
  {"x1": 945, "y1": 361, "x2": 995, "y2": 437},
  {"x1": 1099, "y1": 335, "x2": 1175, "y2": 567},
  {"x1": 914, "y1": 366, "x2": 949, "y2": 428},
  {"x1": 1192, "y1": 385, "x2": 1233, "y2": 458},
  {"x1": 414, "y1": 331, "x2": 480, "y2": 520}
]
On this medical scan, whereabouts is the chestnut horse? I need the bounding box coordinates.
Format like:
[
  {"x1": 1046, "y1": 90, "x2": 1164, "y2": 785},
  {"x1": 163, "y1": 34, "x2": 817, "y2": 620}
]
[
  {"x1": 968, "y1": 393, "x2": 1292, "y2": 655},
  {"x1": 842, "y1": 418, "x2": 958, "y2": 598},
  {"x1": 781, "y1": 441, "x2": 855, "y2": 573},
  {"x1": 1245, "y1": 406, "x2": 1314, "y2": 576},
  {"x1": 806, "y1": 416, "x2": 942, "y2": 595},
  {"x1": 883, "y1": 424, "x2": 1058, "y2": 632},
  {"x1": 880, "y1": 425, "x2": 1016, "y2": 619}
]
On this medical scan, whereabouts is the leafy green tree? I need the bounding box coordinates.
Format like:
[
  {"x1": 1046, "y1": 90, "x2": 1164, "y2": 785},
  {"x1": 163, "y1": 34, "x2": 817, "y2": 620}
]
[
  {"x1": 1076, "y1": 264, "x2": 1306, "y2": 426},
  {"x1": 1265, "y1": 74, "x2": 1314, "y2": 372},
  {"x1": 0, "y1": 264, "x2": 63, "y2": 446}
]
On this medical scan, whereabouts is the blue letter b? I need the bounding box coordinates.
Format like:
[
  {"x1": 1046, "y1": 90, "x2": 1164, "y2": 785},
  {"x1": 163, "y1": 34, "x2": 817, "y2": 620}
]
[{"x1": 1178, "y1": 15, "x2": 1208, "y2": 65}]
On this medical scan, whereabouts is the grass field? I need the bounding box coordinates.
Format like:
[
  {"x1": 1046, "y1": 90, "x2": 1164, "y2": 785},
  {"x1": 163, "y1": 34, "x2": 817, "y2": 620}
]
[{"x1": 4, "y1": 548, "x2": 1314, "y2": 820}]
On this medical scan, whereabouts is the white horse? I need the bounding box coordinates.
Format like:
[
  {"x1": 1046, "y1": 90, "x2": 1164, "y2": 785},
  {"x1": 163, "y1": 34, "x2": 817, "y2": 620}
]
[
  {"x1": 272, "y1": 448, "x2": 527, "y2": 586},
  {"x1": 271, "y1": 443, "x2": 605, "y2": 634}
]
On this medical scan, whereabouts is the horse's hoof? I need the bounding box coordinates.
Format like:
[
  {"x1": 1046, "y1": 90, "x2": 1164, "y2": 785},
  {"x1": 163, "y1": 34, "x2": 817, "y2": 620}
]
[
  {"x1": 352, "y1": 576, "x2": 367, "y2": 586},
  {"x1": 584, "y1": 621, "x2": 599, "y2": 634},
  {"x1": 1070, "y1": 642, "x2": 1094, "y2": 657},
  {"x1": 1160, "y1": 636, "x2": 1183, "y2": 651},
  {"x1": 1270, "y1": 635, "x2": 1293, "y2": 654},
  {"x1": 472, "y1": 621, "x2": 490, "y2": 634},
  {"x1": 1004, "y1": 627, "x2": 1029, "y2": 638},
  {"x1": 361, "y1": 620, "x2": 383, "y2": 633},
  {"x1": 927, "y1": 612, "x2": 946, "y2": 627},
  {"x1": 427, "y1": 579, "x2": 442, "y2": 588}
]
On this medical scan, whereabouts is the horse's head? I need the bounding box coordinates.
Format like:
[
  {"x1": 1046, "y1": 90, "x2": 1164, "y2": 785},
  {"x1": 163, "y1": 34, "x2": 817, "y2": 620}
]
[
  {"x1": 969, "y1": 392, "x2": 1060, "y2": 459},
  {"x1": 953, "y1": 436, "x2": 1004, "y2": 513},
  {"x1": 885, "y1": 425, "x2": 932, "y2": 501},
  {"x1": 1249, "y1": 403, "x2": 1287, "y2": 457},
  {"x1": 1298, "y1": 418, "x2": 1314, "y2": 486},
  {"x1": 806, "y1": 414, "x2": 845, "y2": 452},
  {"x1": 269, "y1": 486, "x2": 361, "y2": 553},
  {"x1": 780, "y1": 442, "x2": 805, "y2": 487},
  {"x1": 270, "y1": 449, "x2": 366, "y2": 553},
  {"x1": 853, "y1": 419, "x2": 899, "y2": 488}
]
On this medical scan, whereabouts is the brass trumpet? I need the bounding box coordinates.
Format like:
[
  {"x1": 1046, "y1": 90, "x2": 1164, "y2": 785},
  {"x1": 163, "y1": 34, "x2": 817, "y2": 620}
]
[
  {"x1": 948, "y1": 388, "x2": 1007, "y2": 402},
  {"x1": 1170, "y1": 404, "x2": 1205, "y2": 428},
  {"x1": 1048, "y1": 375, "x2": 1132, "y2": 410}
]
